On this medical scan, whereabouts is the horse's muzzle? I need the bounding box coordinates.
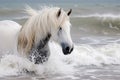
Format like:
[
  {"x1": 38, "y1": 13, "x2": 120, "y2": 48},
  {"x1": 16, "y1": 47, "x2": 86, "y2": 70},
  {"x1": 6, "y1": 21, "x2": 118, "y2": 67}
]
[{"x1": 61, "y1": 43, "x2": 74, "y2": 55}]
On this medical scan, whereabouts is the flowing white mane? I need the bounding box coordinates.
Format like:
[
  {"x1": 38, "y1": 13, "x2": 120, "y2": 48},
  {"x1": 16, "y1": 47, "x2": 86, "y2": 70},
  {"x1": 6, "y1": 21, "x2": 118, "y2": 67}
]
[{"x1": 17, "y1": 6, "x2": 68, "y2": 55}]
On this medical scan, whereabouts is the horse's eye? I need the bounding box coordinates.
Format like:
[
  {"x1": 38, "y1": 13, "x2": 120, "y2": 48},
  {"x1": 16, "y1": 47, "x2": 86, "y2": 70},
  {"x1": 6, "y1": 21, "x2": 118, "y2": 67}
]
[{"x1": 59, "y1": 27, "x2": 62, "y2": 31}]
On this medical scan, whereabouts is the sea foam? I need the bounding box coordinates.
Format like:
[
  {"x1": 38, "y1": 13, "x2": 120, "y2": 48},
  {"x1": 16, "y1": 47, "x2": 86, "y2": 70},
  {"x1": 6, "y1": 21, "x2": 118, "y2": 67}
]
[{"x1": 0, "y1": 42, "x2": 120, "y2": 77}]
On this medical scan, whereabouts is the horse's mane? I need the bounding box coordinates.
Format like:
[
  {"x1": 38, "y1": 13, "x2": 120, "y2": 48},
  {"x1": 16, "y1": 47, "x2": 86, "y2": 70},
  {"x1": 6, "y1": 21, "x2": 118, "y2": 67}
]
[{"x1": 17, "y1": 6, "x2": 67, "y2": 55}]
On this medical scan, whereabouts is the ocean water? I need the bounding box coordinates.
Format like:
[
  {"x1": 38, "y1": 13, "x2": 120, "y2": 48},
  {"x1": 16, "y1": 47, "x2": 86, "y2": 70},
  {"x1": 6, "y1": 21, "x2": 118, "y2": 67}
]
[{"x1": 0, "y1": 0, "x2": 120, "y2": 80}]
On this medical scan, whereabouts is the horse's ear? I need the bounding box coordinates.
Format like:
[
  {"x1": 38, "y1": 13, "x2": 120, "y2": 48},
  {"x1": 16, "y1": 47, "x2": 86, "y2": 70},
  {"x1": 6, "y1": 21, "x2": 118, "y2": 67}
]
[
  {"x1": 67, "y1": 9, "x2": 72, "y2": 16},
  {"x1": 57, "y1": 8, "x2": 61, "y2": 17}
]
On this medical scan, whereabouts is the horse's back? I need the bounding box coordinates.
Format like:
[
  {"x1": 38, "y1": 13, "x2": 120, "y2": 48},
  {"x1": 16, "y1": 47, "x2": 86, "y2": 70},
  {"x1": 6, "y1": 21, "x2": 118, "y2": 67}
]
[
  {"x1": 0, "y1": 20, "x2": 22, "y2": 53},
  {"x1": 0, "y1": 20, "x2": 21, "y2": 32}
]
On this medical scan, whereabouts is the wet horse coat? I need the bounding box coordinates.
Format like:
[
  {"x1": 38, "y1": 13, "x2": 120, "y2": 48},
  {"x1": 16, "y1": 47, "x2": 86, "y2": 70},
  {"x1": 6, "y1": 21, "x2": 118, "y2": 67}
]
[{"x1": 29, "y1": 33, "x2": 51, "y2": 64}]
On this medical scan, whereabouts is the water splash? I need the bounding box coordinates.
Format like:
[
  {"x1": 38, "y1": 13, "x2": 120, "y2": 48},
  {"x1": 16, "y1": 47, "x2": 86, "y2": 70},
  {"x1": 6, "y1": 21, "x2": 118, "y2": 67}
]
[{"x1": 1, "y1": 42, "x2": 120, "y2": 77}]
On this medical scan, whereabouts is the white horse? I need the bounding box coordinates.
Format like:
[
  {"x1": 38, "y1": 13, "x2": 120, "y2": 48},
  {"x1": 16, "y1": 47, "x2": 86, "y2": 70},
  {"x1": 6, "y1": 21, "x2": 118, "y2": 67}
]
[{"x1": 0, "y1": 7, "x2": 74, "y2": 64}]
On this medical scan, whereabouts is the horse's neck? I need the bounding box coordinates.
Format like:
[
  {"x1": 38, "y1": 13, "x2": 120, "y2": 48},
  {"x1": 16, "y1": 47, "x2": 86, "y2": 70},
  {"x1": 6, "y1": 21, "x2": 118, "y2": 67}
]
[
  {"x1": 29, "y1": 33, "x2": 51, "y2": 64},
  {"x1": 36, "y1": 33, "x2": 51, "y2": 49},
  {"x1": 29, "y1": 43, "x2": 50, "y2": 64}
]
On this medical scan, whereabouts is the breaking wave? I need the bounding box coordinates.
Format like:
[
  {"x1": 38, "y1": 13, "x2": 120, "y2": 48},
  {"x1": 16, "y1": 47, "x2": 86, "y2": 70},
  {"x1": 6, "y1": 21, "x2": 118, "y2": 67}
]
[
  {"x1": 1, "y1": 42, "x2": 120, "y2": 77},
  {"x1": 71, "y1": 14, "x2": 120, "y2": 36}
]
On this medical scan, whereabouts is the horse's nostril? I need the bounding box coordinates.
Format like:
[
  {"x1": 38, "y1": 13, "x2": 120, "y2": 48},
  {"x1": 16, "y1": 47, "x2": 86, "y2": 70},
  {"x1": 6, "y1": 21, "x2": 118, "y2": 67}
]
[
  {"x1": 70, "y1": 47, "x2": 73, "y2": 53},
  {"x1": 65, "y1": 46, "x2": 70, "y2": 52}
]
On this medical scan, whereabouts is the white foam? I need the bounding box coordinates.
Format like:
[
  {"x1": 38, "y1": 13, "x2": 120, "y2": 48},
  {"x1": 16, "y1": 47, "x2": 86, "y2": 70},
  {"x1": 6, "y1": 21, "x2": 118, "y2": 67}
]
[
  {"x1": 73, "y1": 13, "x2": 120, "y2": 19},
  {"x1": 1, "y1": 42, "x2": 120, "y2": 77},
  {"x1": 0, "y1": 42, "x2": 75, "y2": 77}
]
